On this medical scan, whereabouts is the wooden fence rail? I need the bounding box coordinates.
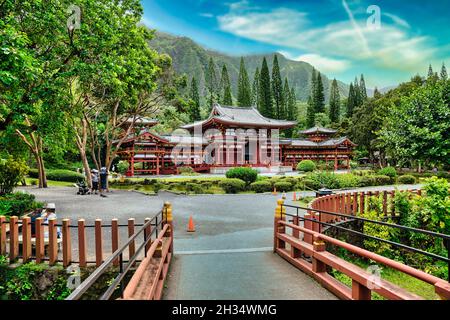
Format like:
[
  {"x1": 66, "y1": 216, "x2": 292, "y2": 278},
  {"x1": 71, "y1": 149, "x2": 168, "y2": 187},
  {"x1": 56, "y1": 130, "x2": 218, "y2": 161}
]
[{"x1": 0, "y1": 215, "x2": 157, "y2": 268}]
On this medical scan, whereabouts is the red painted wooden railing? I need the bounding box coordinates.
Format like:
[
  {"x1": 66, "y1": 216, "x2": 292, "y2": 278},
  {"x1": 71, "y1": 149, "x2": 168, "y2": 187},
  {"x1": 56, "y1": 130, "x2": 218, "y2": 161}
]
[{"x1": 274, "y1": 198, "x2": 450, "y2": 300}]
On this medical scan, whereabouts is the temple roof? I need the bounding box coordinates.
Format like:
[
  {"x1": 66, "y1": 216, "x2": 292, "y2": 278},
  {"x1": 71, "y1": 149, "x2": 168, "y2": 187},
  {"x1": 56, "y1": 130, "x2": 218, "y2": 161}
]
[
  {"x1": 285, "y1": 136, "x2": 356, "y2": 148},
  {"x1": 300, "y1": 126, "x2": 337, "y2": 135},
  {"x1": 181, "y1": 104, "x2": 297, "y2": 130}
]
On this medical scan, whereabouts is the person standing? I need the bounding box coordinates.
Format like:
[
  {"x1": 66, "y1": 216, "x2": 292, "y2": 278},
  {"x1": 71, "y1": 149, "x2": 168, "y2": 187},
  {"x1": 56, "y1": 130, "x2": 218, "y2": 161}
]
[
  {"x1": 100, "y1": 167, "x2": 108, "y2": 197},
  {"x1": 91, "y1": 169, "x2": 99, "y2": 195}
]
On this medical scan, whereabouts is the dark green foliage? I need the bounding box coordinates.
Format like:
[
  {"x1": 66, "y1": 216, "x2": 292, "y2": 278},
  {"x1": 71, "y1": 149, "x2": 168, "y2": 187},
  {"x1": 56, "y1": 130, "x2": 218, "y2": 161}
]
[
  {"x1": 237, "y1": 57, "x2": 252, "y2": 107},
  {"x1": 206, "y1": 57, "x2": 218, "y2": 109},
  {"x1": 220, "y1": 64, "x2": 233, "y2": 105},
  {"x1": 0, "y1": 156, "x2": 29, "y2": 195},
  {"x1": 186, "y1": 183, "x2": 205, "y2": 194},
  {"x1": 306, "y1": 95, "x2": 315, "y2": 128},
  {"x1": 0, "y1": 261, "x2": 72, "y2": 300},
  {"x1": 374, "y1": 175, "x2": 392, "y2": 186},
  {"x1": 346, "y1": 83, "x2": 356, "y2": 118},
  {"x1": 250, "y1": 180, "x2": 273, "y2": 193},
  {"x1": 359, "y1": 74, "x2": 367, "y2": 101},
  {"x1": 314, "y1": 73, "x2": 325, "y2": 114},
  {"x1": 225, "y1": 167, "x2": 258, "y2": 185},
  {"x1": 219, "y1": 178, "x2": 246, "y2": 194},
  {"x1": 297, "y1": 160, "x2": 316, "y2": 172},
  {"x1": 271, "y1": 55, "x2": 284, "y2": 119},
  {"x1": 329, "y1": 79, "x2": 340, "y2": 123},
  {"x1": 189, "y1": 76, "x2": 201, "y2": 121},
  {"x1": 0, "y1": 192, "x2": 42, "y2": 217},
  {"x1": 378, "y1": 167, "x2": 397, "y2": 178},
  {"x1": 441, "y1": 63, "x2": 448, "y2": 80},
  {"x1": 251, "y1": 67, "x2": 260, "y2": 106},
  {"x1": 28, "y1": 169, "x2": 84, "y2": 183},
  {"x1": 274, "y1": 181, "x2": 294, "y2": 192},
  {"x1": 398, "y1": 175, "x2": 416, "y2": 184},
  {"x1": 258, "y1": 57, "x2": 273, "y2": 117}
]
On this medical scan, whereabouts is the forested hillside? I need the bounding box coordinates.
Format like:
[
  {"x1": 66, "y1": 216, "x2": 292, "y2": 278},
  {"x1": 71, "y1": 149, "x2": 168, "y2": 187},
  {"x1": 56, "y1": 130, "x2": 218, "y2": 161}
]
[{"x1": 149, "y1": 31, "x2": 349, "y2": 102}]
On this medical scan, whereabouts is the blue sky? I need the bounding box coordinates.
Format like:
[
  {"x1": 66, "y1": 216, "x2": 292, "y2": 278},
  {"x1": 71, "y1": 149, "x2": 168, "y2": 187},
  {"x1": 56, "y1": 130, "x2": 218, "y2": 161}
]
[{"x1": 141, "y1": 0, "x2": 450, "y2": 88}]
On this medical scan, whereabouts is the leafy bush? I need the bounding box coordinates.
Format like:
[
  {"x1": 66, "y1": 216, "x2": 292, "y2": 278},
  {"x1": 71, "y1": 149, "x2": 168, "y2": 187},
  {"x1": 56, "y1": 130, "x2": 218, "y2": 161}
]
[
  {"x1": 274, "y1": 181, "x2": 294, "y2": 192},
  {"x1": 297, "y1": 160, "x2": 316, "y2": 172},
  {"x1": 152, "y1": 182, "x2": 164, "y2": 193},
  {"x1": 358, "y1": 175, "x2": 377, "y2": 187},
  {"x1": 374, "y1": 175, "x2": 392, "y2": 186},
  {"x1": 302, "y1": 179, "x2": 321, "y2": 190},
  {"x1": 0, "y1": 262, "x2": 71, "y2": 300},
  {"x1": 250, "y1": 180, "x2": 273, "y2": 193},
  {"x1": 29, "y1": 169, "x2": 84, "y2": 183},
  {"x1": 398, "y1": 175, "x2": 416, "y2": 184},
  {"x1": 361, "y1": 210, "x2": 393, "y2": 256},
  {"x1": 0, "y1": 156, "x2": 29, "y2": 195},
  {"x1": 186, "y1": 183, "x2": 205, "y2": 194},
  {"x1": 308, "y1": 172, "x2": 341, "y2": 189},
  {"x1": 219, "y1": 178, "x2": 246, "y2": 194},
  {"x1": 378, "y1": 167, "x2": 397, "y2": 178},
  {"x1": 336, "y1": 174, "x2": 362, "y2": 188},
  {"x1": 0, "y1": 192, "x2": 42, "y2": 217},
  {"x1": 178, "y1": 166, "x2": 199, "y2": 176},
  {"x1": 225, "y1": 167, "x2": 258, "y2": 185},
  {"x1": 117, "y1": 161, "x2": 129, "y2": 175}
]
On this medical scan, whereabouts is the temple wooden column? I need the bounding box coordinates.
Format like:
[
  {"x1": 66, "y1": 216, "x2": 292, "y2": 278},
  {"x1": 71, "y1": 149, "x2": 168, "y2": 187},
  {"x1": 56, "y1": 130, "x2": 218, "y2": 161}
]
[{"x1": 156, "y1": 154, "x2": 160, "y2": 175}]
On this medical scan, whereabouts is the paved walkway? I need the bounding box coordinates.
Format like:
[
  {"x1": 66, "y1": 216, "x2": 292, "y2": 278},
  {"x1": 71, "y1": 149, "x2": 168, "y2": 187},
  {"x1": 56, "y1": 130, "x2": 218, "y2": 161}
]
[{"x1": 18, "y1": 184, "x2": 422, "y2": 300}]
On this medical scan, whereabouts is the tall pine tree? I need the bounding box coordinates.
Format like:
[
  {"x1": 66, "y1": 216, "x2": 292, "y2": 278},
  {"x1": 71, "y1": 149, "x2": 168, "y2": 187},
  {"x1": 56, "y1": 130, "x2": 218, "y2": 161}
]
[
  {"x1": 258, "y1": 57, "x2": 273, "y2": 117},
  {"x1": 189, "y1": 76, "x2": 201, "y2": 121},
  {"x1": 283, "y1": 78, "x2": 290, "y2": 120},
  {"x1": 271, "y1": 54, "x2": 284, "y2": 119},
  {"x1": 359, "y1": 74, "x2": 367, "y2": 101},
  {"x1": 251, "y1": 67, "x2": 260, "y2": 107},
  {"x1": 441, "y1": 63, "x2": 448, "y2": 80},
  {"x1": 220, "y1": 64, "x2": 233, "y2": 105},
  {"x1": 346, "y1": 82, "x2": 356, "y2": 118},
  {"x1": 237, "y1": 57, "x2": 252, "y2": 107},
  {"x1": 329, "y1": 79, "x2": 340, "y2": 124},
  {"x1": 428, "y1": 64, "x2": 434, "y2": 78},
  {"x1": 314, "y1": 72, "x2": 325, "y2": 114},
  {"x1": 306, "y1": 69, "x2": 317, "y2": 127},
  {"x1": 206, "y1": 57, "x2": 218, "y2": 109}
]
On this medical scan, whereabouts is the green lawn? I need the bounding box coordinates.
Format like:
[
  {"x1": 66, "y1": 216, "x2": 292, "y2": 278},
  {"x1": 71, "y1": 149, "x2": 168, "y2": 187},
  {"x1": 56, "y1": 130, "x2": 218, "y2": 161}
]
[{"x1": 25, "y1": 178, "x2": 75, "y2": 188}]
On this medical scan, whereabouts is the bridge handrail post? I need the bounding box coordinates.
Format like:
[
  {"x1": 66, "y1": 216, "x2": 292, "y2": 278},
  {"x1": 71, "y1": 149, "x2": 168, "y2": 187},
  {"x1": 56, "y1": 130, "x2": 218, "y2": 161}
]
[
  {"x1": 274, "y1": 199, "x2": 285, "y2": 253},
  {"x1": 164, "y1": 201, "x2": 174, "y2": 253}
]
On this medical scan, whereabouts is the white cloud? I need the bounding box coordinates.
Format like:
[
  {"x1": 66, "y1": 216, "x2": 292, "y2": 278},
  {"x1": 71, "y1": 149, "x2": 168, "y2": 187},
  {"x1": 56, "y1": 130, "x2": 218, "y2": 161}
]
[
  {"x1": 383, "y1": 12, "x2": 410, "y2": 29},
  {"x1": 290, "y1": 54, "x2": 351, "y2": 73},
  {"x1": 217, "y1": 4, "x2": 437, "y2": 73}
]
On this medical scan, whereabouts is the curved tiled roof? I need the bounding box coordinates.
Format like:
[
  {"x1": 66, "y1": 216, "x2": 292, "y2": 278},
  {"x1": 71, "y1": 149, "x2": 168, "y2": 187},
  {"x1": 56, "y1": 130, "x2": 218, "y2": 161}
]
[
  {"x1": 300, "y1": 126, "x2": 337, "y2": 134},
  {"x1": 182, "y1": 103, "x2": 297, "y2": 129}
]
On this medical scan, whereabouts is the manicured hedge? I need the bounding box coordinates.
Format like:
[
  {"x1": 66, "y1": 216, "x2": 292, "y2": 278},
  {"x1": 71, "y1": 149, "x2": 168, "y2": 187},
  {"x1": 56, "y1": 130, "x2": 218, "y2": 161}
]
[
  {"x1": 378, "y1": 167, "x2": 397, "y2": 178},
  {"x1": 274, "y1": 181, "x2": 294, "y2": 192},
  {"x1": 374, "y1": 175, "x2": 392, "y2": 186},
  {"x1": 398, "y1": 175, "x2": 416, "y2": 184},
  {"x1": 297, "y1": 160, "x2": 316, "y2": 172},
  {"x1": 250, "y1": 180, "x2": 273, "y2": 193},
  {"x1": 29, "y1": 169, "x2": 85, "y2": 183},
  {"x1": 219, "y1": 178, "x2": 246, "y2": 194},
  {"x1": 225, "y1": 167, "x2": 258, "y2": 185}
]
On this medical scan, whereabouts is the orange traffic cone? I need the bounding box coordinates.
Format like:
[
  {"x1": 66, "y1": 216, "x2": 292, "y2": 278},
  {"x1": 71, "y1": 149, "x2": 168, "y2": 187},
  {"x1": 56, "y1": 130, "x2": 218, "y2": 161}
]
[
  {"x1": 272, "y1": 187, "x2": 277, "y2": 195},
  {"x1": 187, "y1": 215, "x2": 196, "y2": 232},
  {"x1": 293, "y1": 191, "x2": 297, "y2": 201}
]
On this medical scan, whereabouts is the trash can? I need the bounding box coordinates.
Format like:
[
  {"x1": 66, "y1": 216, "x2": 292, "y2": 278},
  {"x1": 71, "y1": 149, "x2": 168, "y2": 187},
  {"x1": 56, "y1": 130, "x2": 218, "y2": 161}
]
[{"x1": 315, "y1": 188, "x2": 333, "y2": 198}]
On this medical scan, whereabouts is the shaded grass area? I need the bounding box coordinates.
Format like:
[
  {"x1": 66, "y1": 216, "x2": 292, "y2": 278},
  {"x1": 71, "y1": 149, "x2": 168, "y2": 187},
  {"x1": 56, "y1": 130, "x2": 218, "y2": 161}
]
[{"x1": 25, "y1": 178, "x2": 74, "y2": 188}]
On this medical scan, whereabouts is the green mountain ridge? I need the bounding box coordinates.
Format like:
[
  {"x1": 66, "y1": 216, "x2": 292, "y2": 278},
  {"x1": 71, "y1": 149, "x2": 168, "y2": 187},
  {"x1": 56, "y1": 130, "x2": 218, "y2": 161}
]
[{"x1": 149, "y1": 31, "x2": 350, "y2": 103}]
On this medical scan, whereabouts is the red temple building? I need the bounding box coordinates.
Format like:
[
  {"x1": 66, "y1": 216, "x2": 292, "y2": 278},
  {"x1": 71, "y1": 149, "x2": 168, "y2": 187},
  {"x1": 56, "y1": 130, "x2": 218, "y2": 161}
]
[{"x1": 116, "y1": 104, "x2": 356, "y2": 176}]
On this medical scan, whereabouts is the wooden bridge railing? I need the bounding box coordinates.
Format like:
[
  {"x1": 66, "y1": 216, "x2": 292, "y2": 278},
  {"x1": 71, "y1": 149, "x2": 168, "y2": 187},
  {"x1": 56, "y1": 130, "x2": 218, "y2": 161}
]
[
  {"x1": 66, "y1": 202, "x2": 173, "y2": 300},
  {"x1": 274, "y1": 198, "x2": 450, "y2": 300},
  {"x1": 305, "y1": 189, "x2": 421, "y2": 238}
]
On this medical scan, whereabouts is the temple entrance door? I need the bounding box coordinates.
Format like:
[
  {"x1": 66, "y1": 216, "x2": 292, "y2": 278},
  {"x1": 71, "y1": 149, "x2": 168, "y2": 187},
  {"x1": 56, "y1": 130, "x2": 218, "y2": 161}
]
[{"x1": 245, "y1": 142, "x2": 250, "y2": 162}]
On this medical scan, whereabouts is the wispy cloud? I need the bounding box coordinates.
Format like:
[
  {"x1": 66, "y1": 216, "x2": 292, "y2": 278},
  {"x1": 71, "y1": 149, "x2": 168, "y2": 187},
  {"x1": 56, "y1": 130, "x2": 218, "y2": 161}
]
[{"x1": 217, "y1": 2, "x2": 437, "y2": 74}]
